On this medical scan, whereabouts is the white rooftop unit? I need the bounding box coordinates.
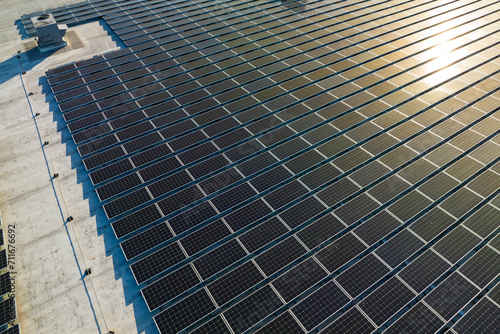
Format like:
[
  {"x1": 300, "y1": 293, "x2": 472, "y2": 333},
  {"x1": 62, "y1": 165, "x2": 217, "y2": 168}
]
[{"x1": 30, "y1": 14, "x2": 68, "y2": 49}]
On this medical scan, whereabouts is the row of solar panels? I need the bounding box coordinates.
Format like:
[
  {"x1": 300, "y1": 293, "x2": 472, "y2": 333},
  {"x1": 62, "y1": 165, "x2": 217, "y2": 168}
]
[
  {"x1": 48, "y1": 48, "x2": 494, "y2": 211},
  {"x1": 165, "y1": 235, "x2": 500, "y2": 334},
  {"x1": 43, "y1": 0, "x2": 406, "y2": 76},
  {"x1": 43, "y1": 0, "x2": 438, "y2": 84},
  {"x1": 47, "y1": 0, "x2": 429, "y2": 106},
  {"x1": 46, "y1": 0, "x2": 500, "y2": 162},
  {"x1": 124, "y1": 124, "x2": 500, "y2": 314},
  {"x1": 43, "y1": 0, "x2": 500, "y2": 332},
  {"x1": 44, "y1": 0, "x2": 500, "y2": 250},
  {"x1": 21, "y1": 0, "x2": 162, "y2": 36},
  {"x1": 44, "y1": 0, "x2": 500, "y2": 76},
  {"x1": 50, "y1": 45, "x2": 500, "y2": 332},
  {"x1": 44, "y1": 0, "x2": 500, "y2": 298},
  {"x1": 22, "y1": 0, "x2": 249, "y2": 36}
]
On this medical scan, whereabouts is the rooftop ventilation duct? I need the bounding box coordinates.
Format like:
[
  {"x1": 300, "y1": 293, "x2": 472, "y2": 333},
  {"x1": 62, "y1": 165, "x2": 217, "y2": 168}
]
[{"x1": 30, "y1": 14, "x2": 68, "y2": 49}]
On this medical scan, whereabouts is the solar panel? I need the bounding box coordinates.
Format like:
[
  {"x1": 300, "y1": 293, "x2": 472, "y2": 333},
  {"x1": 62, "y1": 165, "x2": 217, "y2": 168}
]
[
  {"x1": 0, "y1": 297, "x2": 16, "y2": 327},
  {"x1": 336, "y1": 253, "x2": 390, "y2": 298},
  {"x1": 207, "y1": 261, "x2": 264, "y2": 306},
  {"x1": 358, "y1": 277, "x2": 416, "y2": 327},
  {"x1": 254, "y1": 236, "x2": 307, "y2": 276},
  {"x1": 0, "y1": 324, "x2": 20, "y2": 334},
  {"x1": 316, "y1": 233, "x2": 367, "y2": 273},
  {"x1": 433, "y1": 226, "x2": 481, "y2": 263},
  {"x1": 459, "y1": 246, "x2": 500, "y2": 289},
  {"x1": 385, "y1": 302, "x2": 444, "y2": 334},
  {"x1": 193, "y1": 239, "x2": 247, "y2": 280},
  {"x1": 224, "y1": 285, "x2": 283, "y2": 333},
  {"x1": 374, "y1": 229, "x2": 425, "y2": 269},
  {"x1": 40, "y1": 0, "x2": 500, "y2": 332},
  {"x1": 131, "y1": 241, "x2": 185, "y2": 285},
  {"x1": 0, "y1": 273, "x2": 13, "y2": 297},
  {"x1": 154, "y1": 289, "x2": 215, "y2": 334},
  {"x1": 142, "y1": 264, "x2": 200, "y2": 311},
  {"x1": 0, "y1": 250, "x2": 7, "y2": 270},
  {"x1": 397, "y1": 250, "x2": 451, "y2": 293},
  {"x1": 291, "y1": 280, "x2": 350, "y2": 331},
  {"x1": 453, "y1": 298, "x2": 500, "y2": 334},
  {"x1": 121, "y1": 222, "x2": 172, "y2": 260},
  {"x1": 424, "y1": 272, "x2": 480, "y2": 321},
  {"x1": 238, "y1": 217, "x2": 288, "y2": 253}
]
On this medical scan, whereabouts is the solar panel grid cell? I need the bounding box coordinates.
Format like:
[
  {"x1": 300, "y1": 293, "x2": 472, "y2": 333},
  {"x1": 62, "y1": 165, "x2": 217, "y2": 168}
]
[
  {"x1": 154, "y1": 289, "x2": 216, "y2": 334},
  {"x1": 168, "y1": 201, "x2": 218, "y2": 235},
  {"x1": 336, "y1": 253, "x2": 390, "y2": 298},
  {"x1": 208, "y1": 261, "x2": 264, "y2": 306},
  {"x1": 142, "y1": 264, "x2": 200, "y2": 310},
  {"x1": 292, "y1": 280, "x2": 350, "y2": 331},
  {"x1": 255, "y1": 236, "x2": 307, "y2": 276},
  {"x1": 123, "y1": 132, "x2": 163, "y2": 153},
  {"x1": 121, "y1": 222, "x2": 173, "y2": 260},
  {"x1": 96, "y1": 172, "x2": 142, "y2": 201},
  {"x1": 238, "y1": 217, "x2": 288, "y2": 254},
  {"x1": 111, "y1": 204, "x2": 162, "y2": 239},
  {"x1": 359, "y1": 277, "x2": 416, "y2": 326},
  {"x1": 224, "y1": 284, "x2": 284, "y2": 333},
  {"x1": 397, "y1": 250, "x2": 451, "y2": 293},
  {"x1": 180, "y1": 219, "x2": 231, "y2": 256},
  {"x1": 375, "y1": 229, "x2": 425, "y2": 269},
  {"x1": 459, "y1": 246, "x2": 500, "y2": 289},
  {"x1": 316, "y1": 233, "x2": 367, "y2": 273}
]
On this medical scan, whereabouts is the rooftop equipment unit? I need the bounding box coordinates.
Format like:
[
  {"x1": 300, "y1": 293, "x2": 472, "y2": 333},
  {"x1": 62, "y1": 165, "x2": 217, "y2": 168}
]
[{"x1": 30, "y1": 14, "x2": 68, "y2": 49}]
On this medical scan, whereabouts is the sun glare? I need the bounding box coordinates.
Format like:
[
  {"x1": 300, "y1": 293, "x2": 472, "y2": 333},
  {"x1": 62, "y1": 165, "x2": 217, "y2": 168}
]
[{"x1": 420, "y1": 26, "x2": 472, "y2": 84}]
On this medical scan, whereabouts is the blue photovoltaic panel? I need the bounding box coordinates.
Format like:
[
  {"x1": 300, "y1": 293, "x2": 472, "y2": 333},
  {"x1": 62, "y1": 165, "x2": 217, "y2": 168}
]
[{"x1": 40, "y1": 0, "x2": 500, "y2": 332}]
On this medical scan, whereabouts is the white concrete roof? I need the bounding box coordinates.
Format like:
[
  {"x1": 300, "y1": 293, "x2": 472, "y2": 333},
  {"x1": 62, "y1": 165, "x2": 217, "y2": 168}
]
[{"x1": 0, "y1": 1, "x2": 153, "y2": 333}]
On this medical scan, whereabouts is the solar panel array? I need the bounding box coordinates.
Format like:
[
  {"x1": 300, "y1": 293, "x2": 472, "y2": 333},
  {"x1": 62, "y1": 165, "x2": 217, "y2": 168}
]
[
  {"x1": 21, "y1": 0, "x2": 134, "y2": 36},
  {"x1": 36, "y1": 0, "x2": 500, "y2": 332}
]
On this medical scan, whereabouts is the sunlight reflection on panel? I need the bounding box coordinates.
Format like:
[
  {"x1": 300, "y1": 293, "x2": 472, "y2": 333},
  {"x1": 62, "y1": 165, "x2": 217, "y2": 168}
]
[
  {"x1": 423, "y1": 47, "x2": 470, "y2": 85},
  {"x1": 414, "y1": 18, "x2": 476, "y2": 85},
  {"x1": 419, "y1": 23, "x2": 472, "y2": 53}
]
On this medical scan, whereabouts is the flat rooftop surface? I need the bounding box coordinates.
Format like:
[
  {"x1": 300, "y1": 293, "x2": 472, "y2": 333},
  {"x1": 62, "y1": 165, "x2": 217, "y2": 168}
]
[
  {"x1": 3, "y1": 0, "x2": 500, "y2": 333},
  {"x1": 1, "y1": 1, "x2": 151, "y2": 333}
]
